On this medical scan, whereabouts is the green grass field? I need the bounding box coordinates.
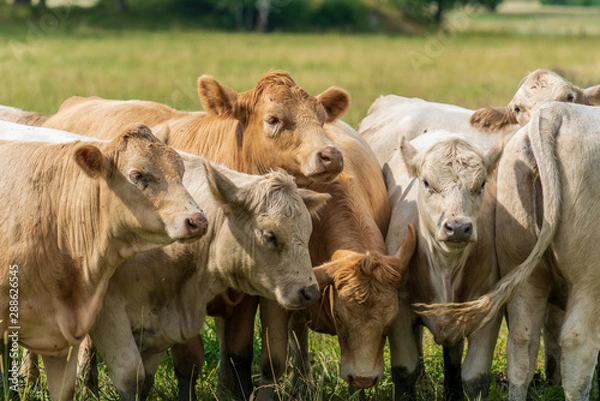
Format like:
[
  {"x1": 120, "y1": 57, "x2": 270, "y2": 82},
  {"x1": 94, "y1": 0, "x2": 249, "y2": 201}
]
[{"x1": 1, "y1": 2, "x2": 600, "y2": 400}]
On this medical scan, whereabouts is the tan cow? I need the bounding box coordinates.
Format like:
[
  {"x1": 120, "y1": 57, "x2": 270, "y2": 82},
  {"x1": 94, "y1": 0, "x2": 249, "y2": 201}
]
[
  {"x1": 37, "y1": 70, "x2": 348, "y2": 186},
  {"x1": 371, "y1": 130, "x2": 503, "y2": 400},
  {"x1": 0, "y1": 123, "x2": 207, "y2": 401},
  {"x1": 227, "y1": 120, "x2": 414, "y2": 401},
  {"x1": 357, "y1": 69, "x2": 600, "y2": 166},
  {"x1": 415, "y1": 102, "x2": 600, "y2": 401}
]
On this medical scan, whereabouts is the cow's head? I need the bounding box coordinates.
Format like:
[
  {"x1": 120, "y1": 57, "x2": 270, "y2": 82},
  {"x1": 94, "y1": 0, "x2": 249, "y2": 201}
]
[
  {"x1": 400, "y1": 135, "x2": 502, "y2": 252},
  {"x1": 76, "y1": 125, "x2": 207, "y2": 254},
  {"x1": 204, "y1": 161, "x2": 330, "y2": 309},
  {"x1": 311, "y1": 225, "x2": 416, "y2": 389},
  {"x1": 470, "y1": 69, "x2": 600, "y2": 131},
  {"x1": 197, "y1": 71, "x2": 349, "y2": 186}
]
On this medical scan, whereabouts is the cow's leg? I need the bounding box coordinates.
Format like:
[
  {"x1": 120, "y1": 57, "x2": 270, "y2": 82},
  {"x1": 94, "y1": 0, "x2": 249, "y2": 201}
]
[
  {"x1": 560, "y1": 294, "x2": 598, "y2": 401},
  {"x1": 172, "y1": 337, "x2": 204, "y2": 401},
  {"x1": 139, "y1": 351, "x2": 165, "y2": 400},
  {"x1": 505, "y1": 285, "x2": 547, "y2": 401},
  {"x1": 91, "y1": 319, "x2": 145, "y2": 401},
  {"x1": 389, "y1": 301, "x2": 423, "y2": 401},
  {"x1": 254, "y1": 298, "x2": 290, "y2": 401},
  {"x1": 288, "y1": 311, "x2": 311, "y2": 399},
  {"x1": 443, "y1": 342, "x2": 464, "y2": 401},
  {"x1": 216, "y1": 295, "x2": 260, "y2": 401},
  {"x1": 462, "y1": 312, "x2": 502, "y2": 401},
  {"x1": 543, "y1": 304, "x2": 564, "y2": 386},
  {"x1": 19, "y1": 350, "x2": 41, "y2": 389},
  {"x1": 77, "y1": 335, "x2": 98, "y2": 398},
  {"x1": 42, "y1": 345, "x2": 79, "y2": 401}
]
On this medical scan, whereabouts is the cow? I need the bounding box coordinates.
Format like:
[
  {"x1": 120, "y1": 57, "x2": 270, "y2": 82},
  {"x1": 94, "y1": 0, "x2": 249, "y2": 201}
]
[
  {"x1": 0, "y1": 122, "x2": 207, "y2": 401},
  {"x1": 367, "y1": 129, "x2": 503, "y2": 400},
  {"x1": 224, "y1": 119, "x2": 414, "y2": 401},
  {"x1": 357, "y1": 69, "x2": 600, "y2": 166},
  {"x1": 86, "y1": 152, "x2": 330, "y2": 400},
  {"x1": 7, "y1": 71, "x2": 350, "y2": 400},
  {"x1": 28, "y1": 70, "x2": 348, "y2": 187},
  {"x1": 414, "y1": 102, "x2": 600, "y2": 401}
]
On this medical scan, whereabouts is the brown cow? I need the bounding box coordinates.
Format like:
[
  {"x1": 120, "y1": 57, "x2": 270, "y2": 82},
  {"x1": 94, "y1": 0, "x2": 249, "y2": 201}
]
[
  {"x1": 415, "y1": 102, "x2": 600, "y2": 401},
  {"x1": 11, "y1": 71, "x2": 350, "y2": 399},
  {"x1": 0, "y1": 124, "x2": 206, "y2": 401},
  {"x1": 39, "y1": 70, "x2": 348, "y2": 186},
  {"x1": 216, "y1": 120, "x2": 405, "y2": 401},
  {"x1": 368, "y1": 130, "x2": 503, "y2": 401}
]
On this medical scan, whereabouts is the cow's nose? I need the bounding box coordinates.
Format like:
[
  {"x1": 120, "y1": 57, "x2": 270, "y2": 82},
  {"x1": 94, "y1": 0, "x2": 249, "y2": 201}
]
[
  {"x1": 186, "y1": 212, "x2": 208, "y2": 237},
  {"x1": 348, "y1": 375, "x2": 378, "y2": 389},
  {"x1": 317, "y1": 146, "x2": 343, "y2": 173},
  {"x1": 300, "y1": 284, "x2": 320, "y2": 304},
  {"x1": 444, "y1": 221, "x2": 473, "y2": 242}
]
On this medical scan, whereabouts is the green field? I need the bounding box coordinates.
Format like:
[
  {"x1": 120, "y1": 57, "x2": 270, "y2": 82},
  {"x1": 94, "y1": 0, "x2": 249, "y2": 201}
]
[{"x1": 1, "y1": 2, "x2": 600, "y2": 400}]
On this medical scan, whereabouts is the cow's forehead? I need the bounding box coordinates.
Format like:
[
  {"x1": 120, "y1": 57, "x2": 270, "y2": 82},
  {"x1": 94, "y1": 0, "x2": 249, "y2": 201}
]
[
  {"x1": 421, "y1": 141, "x2": 487, "y2": 181},
  {"x1": 260, "y1": 85, "x2": 325, "y2": 117},
  {"x1": 122, "y1": 138, "x2": 184, "y2": 175}
]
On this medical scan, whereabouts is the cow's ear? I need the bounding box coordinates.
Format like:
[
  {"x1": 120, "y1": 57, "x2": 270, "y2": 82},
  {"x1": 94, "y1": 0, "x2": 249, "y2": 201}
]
[
  {"x1": 317, "y1": 87, "x2": 350, "y2": 122},
  {"x1": 484, "y1": 143, "x2": 504, "y2": 175},
  {"x1": 197, "y1": 75, "x2": 239, "y2": 117},
  {"x1": 74, "y1": 144, "x2": 104, "y2": 178},
  {"x1": 399, "y1": 136, "x2": 419, "y2": 178},
  {"x1": 470, "y1": 107, "x2": 518, "y2": 132},
  {"x1": 391, "y1": 224, "x2": 417, "y2": 289},
  {"x1": 203, "y1": 160, "x2": 243, "y2": 212},
  {"x1": 313, "y1": 263, "x2": 337, "y2": 289},
  {"x1": 584, "y1": 84, "x2": 600, "y2": 106},
  {"x1": 298, "y1": 189, "x2": 331, "y2": 217}
]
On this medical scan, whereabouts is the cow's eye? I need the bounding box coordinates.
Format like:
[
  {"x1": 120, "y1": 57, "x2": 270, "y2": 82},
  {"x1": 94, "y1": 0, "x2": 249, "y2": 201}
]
[
  {"x1": 478, "y1": 181, "x2": 486, "y2": 194},
  {"x1": 513, "y1": 106, "x2": 521, "y2": 114},
  {"x1": 129, "y1": 170, "x2": 148, "y2": 189},
  {"x1": 262, "y1": 230, "x2": 279, "y2": 249},
  {"x1": 266, "y1": 116, "x2": 280, "y2": 126},
  {"x1": 567, "y1": 94, "x2": 575, "y2": 102}
]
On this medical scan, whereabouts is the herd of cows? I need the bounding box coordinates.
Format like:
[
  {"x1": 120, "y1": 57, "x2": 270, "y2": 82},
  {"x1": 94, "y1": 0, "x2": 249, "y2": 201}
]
[{"x1": 0, "y1": 68, "x2": 599, "y2": 401}]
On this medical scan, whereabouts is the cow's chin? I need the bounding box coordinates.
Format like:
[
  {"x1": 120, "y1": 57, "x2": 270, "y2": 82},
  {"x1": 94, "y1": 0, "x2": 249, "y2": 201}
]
[
  {"x1": 296, "y1": 171, "x2": 340, "y2": 188},
  {"x1": 439, "y1": 239, "x2": 471, "y2": 251}
]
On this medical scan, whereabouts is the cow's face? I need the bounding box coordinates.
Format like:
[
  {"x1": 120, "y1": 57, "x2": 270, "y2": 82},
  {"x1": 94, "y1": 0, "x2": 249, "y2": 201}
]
[
  {"x1": 206, "y1": 163, "x2": 330, "y2": 309},
  {"x1": 471, "y1": 69, "x2": 600, "y2": 132},
  {"x1": 312, "y1": 226, "x2": 416, "y2": 389},
  {"x1": 79, "y1": 125, "x2": 207, "y2": 251},
  {"x1": 198, "y1": 71, "x2": 349, "y2": 186},
  {"x1": 400, "y1": 137, "x2": 502, "y2": 253}
]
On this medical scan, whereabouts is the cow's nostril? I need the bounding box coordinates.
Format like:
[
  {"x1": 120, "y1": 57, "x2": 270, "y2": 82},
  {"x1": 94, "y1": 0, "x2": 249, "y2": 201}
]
[
  {"x1": 301, "y1": 285, "x2": 320, "y2": 302},
  {"x1": 186, "y1": 213, "x2": 208, "y2": 235}
]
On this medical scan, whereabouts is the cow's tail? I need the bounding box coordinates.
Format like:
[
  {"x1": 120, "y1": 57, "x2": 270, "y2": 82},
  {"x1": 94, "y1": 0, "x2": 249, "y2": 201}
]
[
  {"x1": 413, "y1": 105, "x2": 563, "y2": 339},
  {"x1": 0, "y1": 105, "x2": 50, "y2": 126}
]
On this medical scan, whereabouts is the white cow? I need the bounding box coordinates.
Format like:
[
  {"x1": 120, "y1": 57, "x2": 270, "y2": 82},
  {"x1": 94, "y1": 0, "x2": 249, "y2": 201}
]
[
  {"x1": 375, "y1": 130, "x2": 503, "y2": 400},
  {"x1": 416, "y1": 102, "x2": 600, "y2": 401}
]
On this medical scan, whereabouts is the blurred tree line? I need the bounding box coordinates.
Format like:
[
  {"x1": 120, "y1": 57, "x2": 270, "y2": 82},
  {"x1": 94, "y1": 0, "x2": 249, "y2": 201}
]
[{"x1": 5, "y1": 0, "x2": 507, "y2": 30}]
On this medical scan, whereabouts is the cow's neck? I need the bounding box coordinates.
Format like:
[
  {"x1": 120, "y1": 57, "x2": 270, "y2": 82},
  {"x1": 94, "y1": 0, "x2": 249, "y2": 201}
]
[
  {"x1": 169, "y1": 116, "x2": 256, "y2": 173},
  {"x1": 420, "y1": 231, "x2": 473, "y2": 304},
  {"x1": 310, "y1": 175, "x2": 387, "y2": 264}
]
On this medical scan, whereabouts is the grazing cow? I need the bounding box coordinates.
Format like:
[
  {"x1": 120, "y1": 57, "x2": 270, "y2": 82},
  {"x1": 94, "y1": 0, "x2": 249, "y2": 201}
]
[
  {"x1": 415, "y1": 102, "x2": 600, "y2": 401},
  {"x1": 9, "y1": 71, "x2": 350, "y2": 400},
  {"x1": 0, "y1": 123, "x2": 207, "y2": 401},
  {"x1": 357, "y1": 69, "x2": 600, "y2": 166},
  {"x1": 371, "y1": 130, "x2": 503, "y2": 400},
  {"x1": 230, "y1": 120, "x2": 413, "y2": 401}
]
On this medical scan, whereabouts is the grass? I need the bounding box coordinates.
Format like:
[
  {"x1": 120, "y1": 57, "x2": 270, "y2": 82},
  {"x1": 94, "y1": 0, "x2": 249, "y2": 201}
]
[{"x1": 1, "y1": 2, "x2": 600, "y2": 400}]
